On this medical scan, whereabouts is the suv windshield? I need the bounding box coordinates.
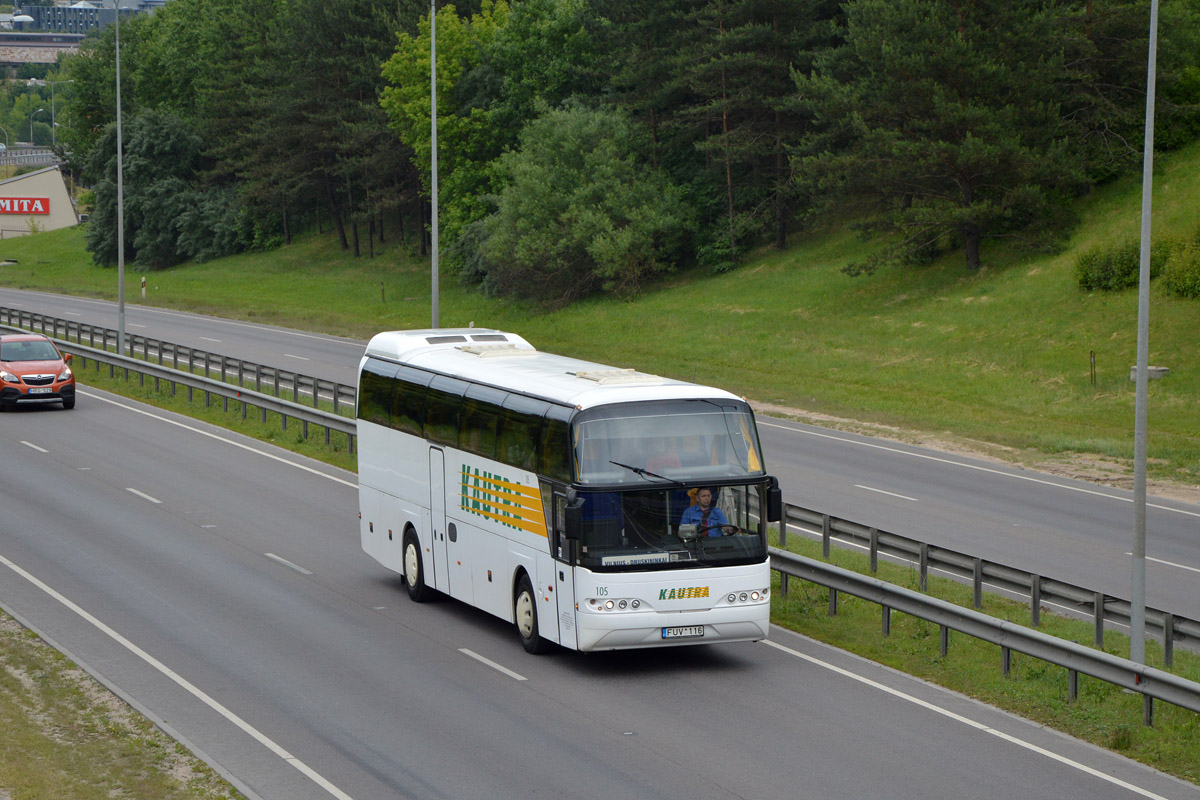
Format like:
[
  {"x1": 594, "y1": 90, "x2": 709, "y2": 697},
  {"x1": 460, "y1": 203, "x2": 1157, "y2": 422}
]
[
  {"x1": 574, "y1": 399, "x2": 764, "y2": 485},
  {"x1": 575, "y1": 483, "x2": 768, "y2": 571},
  {"x1": 0, "y1": 340, "x2": 60, "y2": 362}
]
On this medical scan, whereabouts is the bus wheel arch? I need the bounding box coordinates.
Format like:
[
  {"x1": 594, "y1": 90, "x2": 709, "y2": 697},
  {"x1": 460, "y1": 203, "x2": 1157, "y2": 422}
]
[
  {"x1": 403, "y1": 526, "x2": 432, "y2": 603},
  {"x1": 513, "y1": 571, "x2": 552, "y2": 654}
]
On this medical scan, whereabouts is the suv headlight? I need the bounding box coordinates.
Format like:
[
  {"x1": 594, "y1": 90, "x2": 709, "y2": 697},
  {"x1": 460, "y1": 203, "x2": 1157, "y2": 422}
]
[
  {"x1": 0, "y1": 369, "x2": 18, "y2": 383},
  {"x1": 58, "y1": 366, "x2": 72, "y2": 381}
]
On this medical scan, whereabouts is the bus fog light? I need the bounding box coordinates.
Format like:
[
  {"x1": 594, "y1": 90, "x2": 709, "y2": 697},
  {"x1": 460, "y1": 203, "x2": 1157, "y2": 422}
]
[
  {"x1": 727, "y1": 593, "x2": 737, "y2": 603},
  {"x1": 631, "y1": 600, "x2": 640, "y2": 609},
  {"x1": 618, "y1": 600, "x2": 627, "y2": 609},
  {"x1": 605, "y1": 600, "x2": 615, "y2": 610},
  {"x1": 751, "y1": 591, "x2": 761, "y2": 601},
  {"x1": 739, "y1": 593, "x2": 748, "y2": 602}
]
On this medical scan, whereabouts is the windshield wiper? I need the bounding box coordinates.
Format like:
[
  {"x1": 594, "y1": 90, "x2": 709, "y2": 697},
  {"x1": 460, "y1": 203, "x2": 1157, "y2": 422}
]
[{"x1": 608, "y1": 460, "x2": 687, "y2": 488}]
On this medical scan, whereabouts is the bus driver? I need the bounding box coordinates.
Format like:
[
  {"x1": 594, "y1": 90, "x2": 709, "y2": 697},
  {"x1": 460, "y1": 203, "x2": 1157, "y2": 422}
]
[{"x1": 680, "y1": 487, "x2": 731, "y2": 536}]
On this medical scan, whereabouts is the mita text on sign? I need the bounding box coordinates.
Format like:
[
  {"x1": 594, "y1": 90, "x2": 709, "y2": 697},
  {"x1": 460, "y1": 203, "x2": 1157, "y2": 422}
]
[{"x1": 0, "y1": 198, "x2": 50, "y2": 215}]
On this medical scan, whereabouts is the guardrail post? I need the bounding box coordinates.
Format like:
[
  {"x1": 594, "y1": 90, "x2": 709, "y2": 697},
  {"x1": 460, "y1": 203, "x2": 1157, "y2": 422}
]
[
  {"x1": 1094, "y1": 593, "x2": 1105, "y2": 648},
  {"x1": 919, "y1": 542, "x2": 929, "y2": 592},
  {"x1": 1068, "y1": 669, "x2": 1078, "y2": 701},
  {"x1": 828, "y1": 587, "x2": 838, "y2": 616},
  {"x1": 869, "y1": 527, "x2": 878, "y2": 573},
  {"x1": 1031, "y1": 574, "x2": 1042, "y2": 627},
  {"x1": 1001, "y1": 646, "x2": 1011, "y2": 677},
  {"x1": 821, "y1": 514, "x2": 831, "y2": 559},
  {"x1": 881, "y1": 605, "x2": 890, "y2": 636},
  {"x1": 973, "y1": 558, "x2": 983, "y2": 609},
  {"x1": 1164, "y1": 613, "x2": 1175, "y2": 668},
  {"x1": 939, "y1": 625, "x2": 949, "y2": 657},
  {"x1": 1144, "y1": 695, "x2": 1154, "y2": 727}
]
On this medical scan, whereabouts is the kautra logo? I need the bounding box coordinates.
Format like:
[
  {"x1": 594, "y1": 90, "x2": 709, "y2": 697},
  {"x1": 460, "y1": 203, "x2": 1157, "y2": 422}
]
[
  {"x1": 659, "y1": 587, "x2": 710, "y2": 600},
  {"x1": 460, "y1": 464, "x2": 523, "y2": 531}
]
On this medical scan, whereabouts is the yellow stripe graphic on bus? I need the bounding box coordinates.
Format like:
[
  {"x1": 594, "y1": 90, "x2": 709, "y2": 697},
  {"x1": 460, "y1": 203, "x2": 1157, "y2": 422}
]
[{"x1": 459, "y1": 466, "x2": 548, "y2": 538}]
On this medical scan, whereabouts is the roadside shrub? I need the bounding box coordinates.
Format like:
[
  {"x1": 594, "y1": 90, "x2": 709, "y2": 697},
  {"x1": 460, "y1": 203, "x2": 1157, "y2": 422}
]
[
  {"x1": 1074, "y1": 237, "x2": 1176, "y2": 291},
  {"x1": 1161, "y1": 243, "x2": 1200, "y2": 299}
]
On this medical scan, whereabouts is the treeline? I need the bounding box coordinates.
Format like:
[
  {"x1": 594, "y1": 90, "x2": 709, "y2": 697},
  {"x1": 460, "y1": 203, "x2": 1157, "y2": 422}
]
[{"x1": 59, "y1": 0, "x2": 1200, "y2": 306}]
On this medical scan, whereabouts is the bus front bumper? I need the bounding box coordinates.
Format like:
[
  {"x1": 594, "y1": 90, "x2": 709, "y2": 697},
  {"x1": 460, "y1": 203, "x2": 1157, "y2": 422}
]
[{"x1": 575, "y1": 603, "x2": 770, "y2": 652}]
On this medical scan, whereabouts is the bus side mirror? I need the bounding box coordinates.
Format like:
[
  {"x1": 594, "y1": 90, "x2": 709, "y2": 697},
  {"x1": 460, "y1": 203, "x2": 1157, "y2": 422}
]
[
  {"x1": 766, "y1": 485, "x2": 782, "y2": 523},
  {"x1": 563, "y1": 499, "x2": 584, "y2": 540}
]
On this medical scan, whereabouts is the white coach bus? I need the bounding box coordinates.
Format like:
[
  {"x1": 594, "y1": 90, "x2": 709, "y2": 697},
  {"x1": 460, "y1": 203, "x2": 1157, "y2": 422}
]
[{"x1": 356, "y1": 329, "x2": 782, "y2": 653}]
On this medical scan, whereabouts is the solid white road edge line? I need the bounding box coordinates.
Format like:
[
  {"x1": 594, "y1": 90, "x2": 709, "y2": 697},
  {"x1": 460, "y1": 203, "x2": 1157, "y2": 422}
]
[
  {"x1": 762, "y1": 638, "x2": 1171, "y2": 800},
  {"x1": 0, "y1": 549, "x2": 356, "y2": 800},
  {"x1": 1124, "y1": 553, "x2": 1200, "y2": 576},
  {"x1": 459, "y1": 648, "x2": 528, "y2": 681},
  {"x1": 81, "y1": 390, "x2": 358, "y2": 489},
  {"x1": 760, "y1": 421, "x2": 1200, "y2": 519}
]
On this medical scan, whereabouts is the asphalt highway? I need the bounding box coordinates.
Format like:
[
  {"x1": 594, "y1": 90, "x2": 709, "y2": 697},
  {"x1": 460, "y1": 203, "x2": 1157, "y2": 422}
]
[{"x1": 2, "y1": 391, "x2": 1196, "y2": 799}]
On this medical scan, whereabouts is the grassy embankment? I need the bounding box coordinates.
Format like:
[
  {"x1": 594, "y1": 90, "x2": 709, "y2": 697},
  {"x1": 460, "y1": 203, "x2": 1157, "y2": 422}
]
[
  {"x1": 4, "y1": 140, "x2": 1199, "y2": 488},
  {"x1": 1, "y1": 140, "x2": 1199, "y2": 790}
]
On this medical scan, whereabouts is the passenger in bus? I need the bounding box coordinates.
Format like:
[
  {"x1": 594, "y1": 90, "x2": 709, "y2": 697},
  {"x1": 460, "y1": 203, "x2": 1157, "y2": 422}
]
[{"x1": 680, "y1": 487, "x2": 730, "y2": 536}]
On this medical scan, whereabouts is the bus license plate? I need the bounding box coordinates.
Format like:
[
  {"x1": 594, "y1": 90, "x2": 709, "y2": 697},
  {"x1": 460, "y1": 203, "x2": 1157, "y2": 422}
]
[
  {"x1": 28, "y1": 387, "x2": 52, "y2": 394},
  {"x1": 662, "y1": 626, "x2": 704, "y2": 639}
]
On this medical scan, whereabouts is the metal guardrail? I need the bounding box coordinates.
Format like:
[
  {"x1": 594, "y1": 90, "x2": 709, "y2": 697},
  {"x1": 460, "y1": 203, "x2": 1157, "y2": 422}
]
[
  {"x1": 778, "y1": 504, "x2": 1200, "y2": 667},
  {"x1": 770, "y1": 548, "x2": 1200, "y2": 724},
  {"x1": 0, "y1": 306, "x2": 358, "y2": 411}
]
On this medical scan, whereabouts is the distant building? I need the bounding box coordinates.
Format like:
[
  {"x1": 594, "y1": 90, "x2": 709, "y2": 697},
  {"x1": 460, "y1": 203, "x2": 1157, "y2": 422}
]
[
  {"x1": 11, "y1": 0, "x2": 163, "y2": 37},
  {"x1": 0, "y1": 166, "x2": 79, "y2": 239}
]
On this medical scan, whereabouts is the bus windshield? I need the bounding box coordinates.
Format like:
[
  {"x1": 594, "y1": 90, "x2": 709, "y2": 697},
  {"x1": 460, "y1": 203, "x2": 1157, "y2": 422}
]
[
  {"x1": 574, "y1": 399, "x2": 764, "y2": 485},
  {"x1": 574, "y1": 484, "x2": 768, "y2": 572}
]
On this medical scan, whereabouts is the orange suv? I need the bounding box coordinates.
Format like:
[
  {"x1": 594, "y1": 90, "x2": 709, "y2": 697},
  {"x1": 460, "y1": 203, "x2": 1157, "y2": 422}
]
[{"x1": 0, "y1": 333, "x2": 76, "y2": 411}]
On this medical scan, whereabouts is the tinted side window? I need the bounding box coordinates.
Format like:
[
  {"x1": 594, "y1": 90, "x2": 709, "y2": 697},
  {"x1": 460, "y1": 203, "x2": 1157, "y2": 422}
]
[
  {"x1": 391, "y1": 365, "x2": 431, "y2": 437},
  {"x1": 540, "y1": 404, "x2": 574, "y2": 482},
  {"x1": 459, "y1": 384, "x2": 507, "y2": 459},
  {"x1": 499, "y1": 395, "x2": 549, "y2": 472},
  {"x1": 425, "y1": 375, "x2": 468, "y2": 447},
  {"x1": 357, "y1": 358, "x2": 397, "y2": 427}
]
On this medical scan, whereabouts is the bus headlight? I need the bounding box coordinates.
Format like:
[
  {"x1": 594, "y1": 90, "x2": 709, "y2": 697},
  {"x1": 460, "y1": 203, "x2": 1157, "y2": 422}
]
[{"x1": 587, "y1": 598, "x2": 642, "y2": 612}]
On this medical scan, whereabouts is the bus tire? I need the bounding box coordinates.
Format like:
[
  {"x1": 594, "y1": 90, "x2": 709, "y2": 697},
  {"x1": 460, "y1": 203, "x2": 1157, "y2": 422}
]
[
  {"x1": 403, "y1": 530, "x2": 432, "y2": 603},
  {"x1": 514, "y1": 574, "x2": 552, "y2": 654}
]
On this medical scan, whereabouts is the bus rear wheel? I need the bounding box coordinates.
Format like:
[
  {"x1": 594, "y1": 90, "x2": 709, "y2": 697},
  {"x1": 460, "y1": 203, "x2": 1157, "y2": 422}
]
[
  {"x1": 515, "y1": 575, "x2": 551, "y2": 654},
  {"x1": 403, "y1": 531, "x2": 432, "y2": 602}
]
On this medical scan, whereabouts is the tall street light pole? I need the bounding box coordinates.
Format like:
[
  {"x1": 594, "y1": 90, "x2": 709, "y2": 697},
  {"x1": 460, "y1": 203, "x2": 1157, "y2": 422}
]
[
  {"x1": 1130, "y1": 0, "x2": 1161, "y2": 666},
  {"x1": 429, "y1": 0, "x2": 439, "y2": 329},
  {"x1": 115, "y1": 2, "x2": 126, "y2": 355},
  {"x1": 50, "y1": 80, "x2": 73, "y2": 149},
  {"x1": 29, "y1": 108, "x2": 44, "y2": 144}
]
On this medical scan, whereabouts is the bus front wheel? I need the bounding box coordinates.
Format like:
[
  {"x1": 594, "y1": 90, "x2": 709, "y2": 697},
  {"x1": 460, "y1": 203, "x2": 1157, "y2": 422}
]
[
  {"x1": 515, "y1": 575, "x2": 551, "y2": 654},
  {"x1": 403, "y1": 531, "x2": 432, "y2": 602}
]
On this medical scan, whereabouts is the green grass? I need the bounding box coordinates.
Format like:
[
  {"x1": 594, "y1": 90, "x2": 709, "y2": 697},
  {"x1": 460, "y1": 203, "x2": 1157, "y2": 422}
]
[
  {"x1": 5, "y1": 142, "x2": 1200, "y2": 487},
  {"x1": 769, "y1": 531, "x2": 1200, "y2": 786},
  {"x1": 0, "y1": 611, "x2": 243, "y2": 799}
]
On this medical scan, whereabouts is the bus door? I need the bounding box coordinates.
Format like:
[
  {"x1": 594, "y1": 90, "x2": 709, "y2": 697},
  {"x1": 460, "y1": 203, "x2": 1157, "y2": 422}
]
[
  {"x1": 553, "y1": 491, "x2": 578, "y2": 649},
  {"x1": 429, "y1": 448, "x2": 451, "y2": 592}
]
